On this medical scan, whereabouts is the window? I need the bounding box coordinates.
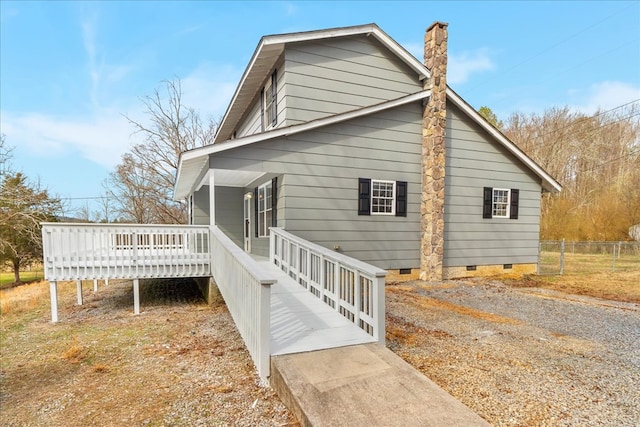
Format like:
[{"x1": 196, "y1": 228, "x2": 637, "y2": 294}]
[
  {"x1": 492, "y1": 188, "x2": 510, "y2": 218},
  {"x1": 261, "y1": 70, "x2": 277, "y2": 130},
  {"x1": 257, "y1": 181, "x2": 272, "y2": 237},
  {"x1": 255, "y1": 178, "x2": 277, "y2": 237},
  {"x1": 372, "y1": 180, "x2": 395, "y2": 215},
  {"x1": 483, "y1": 187, "x2": 519, "y2": 219},
  {"x1": 358, "y1": 178, "x2": 407, "y2": 217}
]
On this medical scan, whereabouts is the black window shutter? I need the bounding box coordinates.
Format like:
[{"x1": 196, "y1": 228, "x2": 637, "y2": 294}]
[
  {"x1": 254, "y1": 187, "x2": 259, "y2": 237},
  {"x1": 510, "y1": 189, "x2": 519, "y2": 219},
  {"x1": 271, "y1": 177, "x2": 278, "y2": 226},
  {"x1": 395, "y1": 181, "x2": 407, "y2": 217},
  {"x1": 271, "y1": 70, "x2": 277, "y2": 127},
  {"x1": 260, "y1": 88, "x2": 265, "y2": 131},
  {"x1": 483, "y1": 187, "x2": 493, "y2": 218},
  {"x1": 358, "y1": 178, "x2": 371, "y2": 215}
]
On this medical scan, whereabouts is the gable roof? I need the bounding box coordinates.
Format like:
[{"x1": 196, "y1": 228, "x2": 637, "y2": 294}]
[
  {"x1": 174, "y1": 23, "x2": 561, "y2": 200},
  {"x1": 446, "y1": 87, "x2": 561, "y2": 193},
  {"x1": 213, "y1": 23, "x2": 430, "y2": 144}
]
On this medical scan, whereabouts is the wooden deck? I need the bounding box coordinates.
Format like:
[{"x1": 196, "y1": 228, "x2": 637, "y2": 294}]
[{"x1": 256, "y1": 259, "x2": 377, "y2": 356}]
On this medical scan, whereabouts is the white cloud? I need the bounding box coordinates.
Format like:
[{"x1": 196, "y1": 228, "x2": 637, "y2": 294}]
[
  {"x1": 448, "y1": 49, "x2": 494, "y2": 85},
  {"x1": 1, "y1": 64, "x2": 241, "y2": 169},
  {"x1": 571, "y1": 81, "x2": 640, "y2": 114},
  {"x1": 1, "y1": 110, "x2": 137, "y2": 169},
  {"x1": 400, "y1": 42, "x2": 494, "y2": 85}
]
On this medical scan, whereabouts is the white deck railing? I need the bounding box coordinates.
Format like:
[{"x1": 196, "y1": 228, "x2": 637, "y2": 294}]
[
  {"x1": 41, "y1": 223, "x2": 211, "y2": 281},
  {"x1": 270, "y1": 227, "x2": 387, "y2": 343},
  {"x1": 210, "y1": 226, "x2": 276, "y2": 381}
]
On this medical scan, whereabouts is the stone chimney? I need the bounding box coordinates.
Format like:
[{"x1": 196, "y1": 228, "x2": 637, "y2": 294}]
[{"x1": 420, "y1": 21, "x2": 448, "y2": 281}]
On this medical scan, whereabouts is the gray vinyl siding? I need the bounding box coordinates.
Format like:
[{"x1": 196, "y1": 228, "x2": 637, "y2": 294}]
[
  {"x1": 210, "y1": 103, "x2": 423, "y2": 269},
  {"x1": 191, "y1": 185, "x2": 243, "y2": 248},
  {"x1": 235, "y1": 57, "x2": 286, "y2": 139},
  {"x1": 282, "y1": 36, "x2": 422, "y2": 126},
  {"x1": 444, "y1": 103, "x2": 542, "y2": 267},
  {"x1": 215, "y1": 186, "x2": 244, "y2": 248},
  {"x1": 192, "y1": 186, "x2": 210, "y2": 225}
]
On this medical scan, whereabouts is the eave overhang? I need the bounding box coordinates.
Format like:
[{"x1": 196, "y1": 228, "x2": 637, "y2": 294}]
[
  {"x1": 174, "y1": 90, "x2": 432, "y2": 200},
  {"x1": 213, "y1": 23, "x2": 430, "y2": 145}
]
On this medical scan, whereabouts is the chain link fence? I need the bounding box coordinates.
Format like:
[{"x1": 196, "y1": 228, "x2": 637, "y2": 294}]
[{"x1": 539, "y1": 240, "x2": 640, "y2": 275}]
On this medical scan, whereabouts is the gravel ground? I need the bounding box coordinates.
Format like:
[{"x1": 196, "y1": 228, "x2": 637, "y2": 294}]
[{"x1": 386, "y1": 279, "x2": 640, "y2": 426}]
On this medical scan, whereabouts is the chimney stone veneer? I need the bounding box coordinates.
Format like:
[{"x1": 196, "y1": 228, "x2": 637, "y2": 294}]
[{"x1": 420, "y1": 21, "x2": 448, "y2": 281}]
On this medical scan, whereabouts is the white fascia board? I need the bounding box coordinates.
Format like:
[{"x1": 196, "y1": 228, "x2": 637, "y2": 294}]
[
  {"x1": 176, "y1": 90, "x2": 430, "y2": 200},
  {"x1": 262, "y1": 24, "x2": 429, "y2": 80},
  {"x1": 214, "y1": 37, "x2": 268, "y2": 144},
  {"x1": 173, "y1": 156, "x2": 209, "y2": 201},
  {"x1": 184, "y1": 90, "x2": 431, "y2": 161},
  {"x1": 446, "y1": 88, "x2": 562, "y2": 193},
  {"x1": 214, "y1": 24, "x2": 430, "y2": 144}
]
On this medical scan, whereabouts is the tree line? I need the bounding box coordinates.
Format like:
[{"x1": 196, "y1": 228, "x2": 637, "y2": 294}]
[{"x1": 482, "y1": 101, "x2": 640, "y2": 241}]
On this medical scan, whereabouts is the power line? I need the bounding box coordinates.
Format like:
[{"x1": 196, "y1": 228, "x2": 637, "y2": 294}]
[
  {"x1": 463, "y1": 2, "x2": 639, "y2": 98},
  {"x1": 501, "y1": 100, "x2": 640, "y2": 142}
]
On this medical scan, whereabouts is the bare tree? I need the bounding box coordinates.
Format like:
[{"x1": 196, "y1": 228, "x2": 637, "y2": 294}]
[
  {"x1": 0, "y1": 134, "x2": 13, "y2": 178},
  {"x1": 108, "y1": 78, "x2": 217, "y2": 224},
  {"x1": 504, "y1": 102, "x2": 640, "y2": 240}
]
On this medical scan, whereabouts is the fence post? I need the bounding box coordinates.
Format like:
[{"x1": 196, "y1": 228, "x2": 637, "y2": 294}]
[
  {"x1": 560, "y1": 239, "x2": 565, "y2": 275},
  {"x1": 612, "y1": 242, "x2": 617, "y2": 272}
]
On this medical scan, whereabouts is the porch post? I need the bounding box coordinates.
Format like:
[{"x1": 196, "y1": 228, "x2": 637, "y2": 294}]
[
  {"x1": 76, "y1": 280, "x2": 83, "y2": 305},
  {"x1": 209, "y1": 172, "x2": 216, "y2": 226},
  {"x1": 50, "y1": 281, "x2": 59, "y2": 323},
  {"x1": 133, "y1": 279, "x2": 140, "y2": 315}
]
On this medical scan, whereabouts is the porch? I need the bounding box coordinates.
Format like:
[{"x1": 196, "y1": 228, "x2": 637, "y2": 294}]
[{"x1": 41, "y1": 223, "x2": 386, "y2": 380}]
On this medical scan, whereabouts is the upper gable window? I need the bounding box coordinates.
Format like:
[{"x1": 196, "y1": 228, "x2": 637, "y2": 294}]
[{"x1": 261, "y1": 70, "x2": 278, "y2": 131}]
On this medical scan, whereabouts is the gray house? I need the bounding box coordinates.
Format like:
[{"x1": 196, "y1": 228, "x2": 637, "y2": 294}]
[{"x1": 174, "y1": 22, "x2": 561, "y2": 281}]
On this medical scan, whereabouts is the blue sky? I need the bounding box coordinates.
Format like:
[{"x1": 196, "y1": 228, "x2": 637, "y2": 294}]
[{"x1": 1, "y1": 1, "x2": 639, "y2": 217}]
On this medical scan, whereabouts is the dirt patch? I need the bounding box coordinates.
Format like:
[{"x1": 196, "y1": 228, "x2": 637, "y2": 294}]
[
  {"x1": 0, "y1": 278, "x2": 298, "y2": 427},
  {"x1": 388, "y1": 283, "x2": 521, "y2": 324},
  {"x1": 505, "y1": 270, "x2": 640, "y2": 303}
]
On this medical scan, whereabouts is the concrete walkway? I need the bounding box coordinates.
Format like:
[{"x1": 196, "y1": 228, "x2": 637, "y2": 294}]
[{"x1": 271, "y1": 343, "x2": 491, "y2": 426}]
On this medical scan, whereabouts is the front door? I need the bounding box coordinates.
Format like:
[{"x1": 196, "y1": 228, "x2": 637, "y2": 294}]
[{"x1": 243, "y1": 194, "x2": 251, "y2": 252}]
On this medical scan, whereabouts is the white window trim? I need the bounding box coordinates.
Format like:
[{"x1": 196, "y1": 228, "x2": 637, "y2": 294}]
[
  {"x1": 371, "y1": 179, "x2": 396, "y2": 216},
  {"x1": 492, "y1": 188, "x2": 511, "y2": 218},
  {"x1": 257, "y1": 181, "x2": 272, "y2": 237}
]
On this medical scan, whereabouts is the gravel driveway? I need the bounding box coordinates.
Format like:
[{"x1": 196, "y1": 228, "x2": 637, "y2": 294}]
[{"x1": 385, "y1": 279, "x2": 640, "y2": 426}]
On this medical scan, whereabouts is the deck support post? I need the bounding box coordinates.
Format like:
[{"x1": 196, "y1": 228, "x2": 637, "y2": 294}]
[
  {"x1": 50, "y1": 281, "x2": 59, "y2": 323},
  {"x1": 93, "y1": 279, "x2": 98, "y2": 292},
  {"x1": 76, "y1": 280, "x2": 83, "y2": 305},
  {"x1": 133, "y1": 278, "x2": 140, "y2": 315}
]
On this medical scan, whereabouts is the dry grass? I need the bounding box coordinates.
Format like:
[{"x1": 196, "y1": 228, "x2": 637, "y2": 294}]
[
  {"x1": 0, "y1": 280, "x2": 58, "y2": 315},
  {"x1": 0, "y1": 278, "x2": 296, "y2": 426},
  {"x1": 509, "y1": 270, "x2": 640, "y2": 303},
  {"x1": 540, "y1": 250, "x2": 640, "y2": 275}
]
